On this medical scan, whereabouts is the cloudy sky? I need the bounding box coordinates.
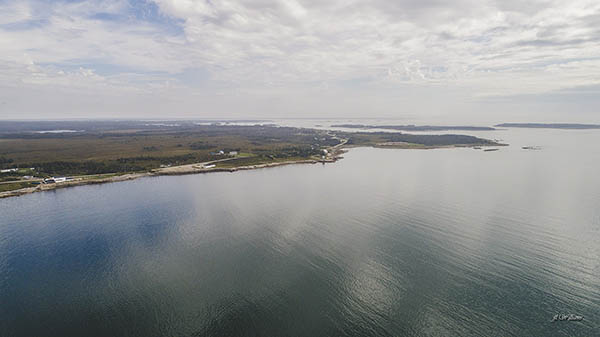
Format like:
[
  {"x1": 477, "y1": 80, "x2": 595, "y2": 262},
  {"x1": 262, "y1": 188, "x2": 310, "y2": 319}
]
[{"x1": 1, "y1": 0, "x2": 599, "y2": 121}]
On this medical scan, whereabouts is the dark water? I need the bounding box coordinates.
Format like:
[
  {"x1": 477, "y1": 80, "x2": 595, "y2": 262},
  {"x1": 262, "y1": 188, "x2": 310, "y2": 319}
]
[{"x1": 1, "y1": 129, "x2": 599, "y2": 337}]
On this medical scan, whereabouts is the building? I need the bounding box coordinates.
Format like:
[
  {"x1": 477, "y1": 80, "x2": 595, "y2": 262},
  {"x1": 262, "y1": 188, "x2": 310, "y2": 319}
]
[
  {"x1": 229, "y1": 151, "x2": 238, "y2": 156},
  {"x1": 44, "y1": 177, "x2": 72, "y2": 183}
]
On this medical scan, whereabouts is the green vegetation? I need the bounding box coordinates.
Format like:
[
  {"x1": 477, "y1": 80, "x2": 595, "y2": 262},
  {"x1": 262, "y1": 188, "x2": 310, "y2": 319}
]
[
  {"x1": 0, "y1": 182, "x2": 37, "y2": 193},
  {"x1": 333, "y1": 124, "x2": 496, "y2": 131},
  {"x1": 215, "y1": 155, "x2": 314, "y2": 168},
  {"x1": 0, "y1": 157, "x2": 14, "y2": 165},
  {"x1": 0, "y1": 121, "x2": 501, "y2": 194},
  {"x1": 346, "y1": 132, "x2": 498, "y2": 147},
  {"x1": 0, "y1": 123, "x2": 339, "y2": 178},
  {"x1": 79, "y1": 173, "x2": 123, "y2": 180}
]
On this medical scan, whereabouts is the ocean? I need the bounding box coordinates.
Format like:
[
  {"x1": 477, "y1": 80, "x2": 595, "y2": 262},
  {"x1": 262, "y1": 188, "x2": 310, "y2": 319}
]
[{"x1": 1, "y1": 128, "x2": 599, "y2": 336}]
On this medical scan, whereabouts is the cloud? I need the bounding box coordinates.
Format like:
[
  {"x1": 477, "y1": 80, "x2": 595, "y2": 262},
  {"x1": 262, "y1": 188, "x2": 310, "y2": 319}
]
[{"x1": 0, "y1": 0, "x2": 599, "y2": 119}]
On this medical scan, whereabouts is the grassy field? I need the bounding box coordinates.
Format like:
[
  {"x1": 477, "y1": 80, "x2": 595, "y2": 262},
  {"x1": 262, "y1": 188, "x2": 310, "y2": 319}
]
[
  {"x1": 214, "y1": 155, "x2": 316, "y2": 168},
  {"x1": 0, "y1": 182, "x2": 37, "y2": 193},
  {"x1": 0, "y1": 123, "x2": 338, "y2": 178}
]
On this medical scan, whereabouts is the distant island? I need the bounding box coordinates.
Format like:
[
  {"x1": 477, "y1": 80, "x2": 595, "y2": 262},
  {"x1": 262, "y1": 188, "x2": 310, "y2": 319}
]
[
  {"x1": 346, "y1": 131, "x2": 501, "y2": 149},
  {"x1": 496, "y1": 123, "x2": 600, "y2": 129},
  {"x1": 331, "y1": 124, "x2": 496, "y2": 131}
]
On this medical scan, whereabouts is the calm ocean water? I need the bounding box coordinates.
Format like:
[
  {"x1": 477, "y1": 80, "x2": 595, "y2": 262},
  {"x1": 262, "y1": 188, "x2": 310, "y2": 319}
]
[{"x1": 1, "y1": 128, "x2": 599, "y2": 336}]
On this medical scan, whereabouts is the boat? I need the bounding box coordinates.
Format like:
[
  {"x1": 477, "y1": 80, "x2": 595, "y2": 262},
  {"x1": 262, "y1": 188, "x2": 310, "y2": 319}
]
[
  {"x1": 552, "y1": 314, "x2": 584, "y2": 322},
  {"x1": 484, "y1": 148, "x2": 499, "y2": 152}
]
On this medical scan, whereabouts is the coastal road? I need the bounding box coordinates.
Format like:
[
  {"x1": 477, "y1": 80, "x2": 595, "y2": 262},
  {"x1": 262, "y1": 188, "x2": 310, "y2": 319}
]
[
  {"x1": 0, "y1": 156, "x2": 243, "y2": 185},
  {"x1": 0, "y1": 178, "x2": 43, "y2": 184},
  {"x1": 332, "y1": 137, "x2": 348, "y2": 149},
  {"x1": 154, "y1": 156, "x2": 242, "y2": 174},
  {"x1": 2, "y1": 138, "x2": 347, "y2": 184}
]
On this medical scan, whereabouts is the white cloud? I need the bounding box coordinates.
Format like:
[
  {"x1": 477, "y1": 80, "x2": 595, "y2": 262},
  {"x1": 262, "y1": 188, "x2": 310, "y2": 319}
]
[
  {"x1": 0, "y1": 1, "x2": 33, "y2": 25},
  {"x1": 0, "y1": 0, "x2": 599, "y2": 119}
]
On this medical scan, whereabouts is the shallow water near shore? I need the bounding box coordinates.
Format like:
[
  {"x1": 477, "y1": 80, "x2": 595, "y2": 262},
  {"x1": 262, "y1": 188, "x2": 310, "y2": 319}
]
[{"x1": 1, "y1": 128, "x2": 599, "y2": 337}]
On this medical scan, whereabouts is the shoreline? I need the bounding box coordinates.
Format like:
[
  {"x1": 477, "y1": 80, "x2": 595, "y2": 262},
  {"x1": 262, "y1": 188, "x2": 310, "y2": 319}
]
[
  {"x1": 372, "y1": 142, "x2": 507, "y2": 150},
  {"x1": 0, "y1": 141, "x2": 503, "y2": 199},
  {"x1": 0, "y1": 155, "x2": 342, "y2": 199}
]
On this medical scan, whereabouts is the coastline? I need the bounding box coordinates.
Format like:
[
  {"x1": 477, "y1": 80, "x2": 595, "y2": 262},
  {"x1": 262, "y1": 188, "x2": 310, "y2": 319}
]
[
  {"x1": 0, "y1": 141, "x2": 503, "y2": 199},
  {"x1": 372, "y1": 142, "x2": 507, "y2": 149},
  {"x1": 0, "y1": 155, "x2": 342, "y2": 199}
]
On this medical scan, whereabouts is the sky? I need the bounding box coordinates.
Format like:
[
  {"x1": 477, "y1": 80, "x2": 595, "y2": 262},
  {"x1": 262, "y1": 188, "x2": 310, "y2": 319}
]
[{"x1": 0, "y1": 0, "x2": 599, "y2": 122}]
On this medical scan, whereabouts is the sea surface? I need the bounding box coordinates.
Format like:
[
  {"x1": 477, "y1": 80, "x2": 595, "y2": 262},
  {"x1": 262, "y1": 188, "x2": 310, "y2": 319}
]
[{"x1": 1, "y1": 128, "x2": 599, "y2": 337}]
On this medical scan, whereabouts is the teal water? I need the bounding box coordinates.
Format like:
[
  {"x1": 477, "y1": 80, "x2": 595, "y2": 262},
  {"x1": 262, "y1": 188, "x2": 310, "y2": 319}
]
[{"x1": 1, "y1": 129, "x2": 599, "y2": 336}]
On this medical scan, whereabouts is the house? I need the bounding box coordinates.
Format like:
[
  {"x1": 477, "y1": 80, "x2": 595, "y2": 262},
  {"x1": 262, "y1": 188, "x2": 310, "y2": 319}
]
[
  {"x1": 0, "y1": 168, "x2": 18, "y2": 173},
  {"x1": 44, "y1": 177, "x2": 72, "y2": 183},
  {"x1": 229, "y1": 151, "x2": 238, "y2": 156}
]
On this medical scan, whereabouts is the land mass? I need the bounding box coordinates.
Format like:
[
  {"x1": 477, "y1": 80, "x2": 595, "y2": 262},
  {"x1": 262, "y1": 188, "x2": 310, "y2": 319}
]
[
  {"x1": 331, "y1": 124, "x2": 496, "y2": 131},
  {"x1": 496, "y1": 123, "x2": 600, "y2": 129},
  {"x1": 0, "y1": 121, "x2": 502, "y2": 198}
]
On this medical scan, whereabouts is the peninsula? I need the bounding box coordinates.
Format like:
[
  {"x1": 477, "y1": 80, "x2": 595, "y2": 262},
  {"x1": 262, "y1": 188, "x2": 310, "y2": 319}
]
[
  {"x1": 331, "y1": 124, "x2": 496, "y2": 131},
  {"x1": 496, "y1": 123, "x2": 600, "y2": 129},
  {"x1": 0, "y1": 121, "x2": 502, "y2": 198}
]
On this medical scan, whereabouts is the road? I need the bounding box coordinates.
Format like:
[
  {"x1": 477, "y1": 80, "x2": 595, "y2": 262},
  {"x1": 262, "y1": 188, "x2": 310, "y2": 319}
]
[
  {"x1": 154, "y1": 156, "x2": 242, "y2": 174},
  {"x1": 1, "y1": 138, "x2": 348, "y2": 184}
]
